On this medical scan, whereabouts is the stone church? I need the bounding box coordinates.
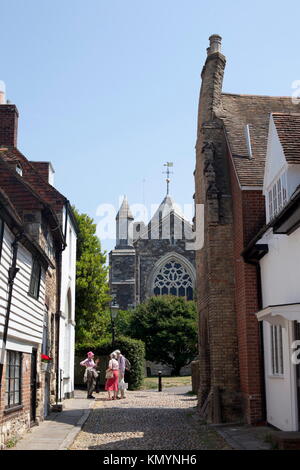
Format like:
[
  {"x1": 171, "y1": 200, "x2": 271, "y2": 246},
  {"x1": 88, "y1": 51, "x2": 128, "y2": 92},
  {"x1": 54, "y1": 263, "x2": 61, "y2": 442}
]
[{"x1": 109, "y1": 192, "x2": 196, "y2": 311}]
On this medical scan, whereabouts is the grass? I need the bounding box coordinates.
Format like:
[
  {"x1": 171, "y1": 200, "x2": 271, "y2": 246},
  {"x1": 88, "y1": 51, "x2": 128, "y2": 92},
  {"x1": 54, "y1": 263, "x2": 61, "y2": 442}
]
[
  {"x1": 139, "y1": 375, "x2": 191, "y2": 390},
  {"x1": 5, "y1": 437, "x2": 17, "y2": 448}
]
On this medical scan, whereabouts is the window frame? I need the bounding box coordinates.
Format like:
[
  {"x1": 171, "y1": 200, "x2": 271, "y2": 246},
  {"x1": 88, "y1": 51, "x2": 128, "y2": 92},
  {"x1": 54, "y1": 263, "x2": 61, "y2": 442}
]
[
  {"x1": 5, "y1": 350, "x2": 23, "y2": 410},
  {"x1": 28, "y1": 258, "x2": 41, "y2": 299},
  {"x1": 267, "y1": 172, "x2": 288, "y2": 222},
  {"x1": 270, "y1": 324, "x2": 284, "y2": 376}
]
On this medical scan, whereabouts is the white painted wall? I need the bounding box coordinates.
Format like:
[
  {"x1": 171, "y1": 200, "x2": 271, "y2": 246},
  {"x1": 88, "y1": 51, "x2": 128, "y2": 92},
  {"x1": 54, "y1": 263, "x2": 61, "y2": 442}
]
[
  {"x1": 0, "y1": 222, "x2": 46, "y2": 351},
  {"x1": 58, "y1": 207, "x2": 77, "y2": 398},
  {"x1": 287, "y1": 164, "x2": 300, "y2": 198},
  {"x1": 259, "y1": 227, "x2": 300, "y2": 430},
  {"x1": 258, "y1": 113, "x2": 300, "y2": 431},
  {"x1": 262, "y1": 319, "x2": 298, "y2": 431},
  {"x1": 263, "y1": 116, "x2": 287, "y2": 193},
  {"x1": 260, "y1": 229, "x2": 300, "y2": 307}
]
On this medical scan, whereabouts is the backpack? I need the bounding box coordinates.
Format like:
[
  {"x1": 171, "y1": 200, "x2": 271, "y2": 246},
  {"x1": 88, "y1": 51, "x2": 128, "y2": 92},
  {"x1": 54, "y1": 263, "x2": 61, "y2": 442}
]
[{"x1": 125, "y1": 357, "x2": 131, "y2": 371}]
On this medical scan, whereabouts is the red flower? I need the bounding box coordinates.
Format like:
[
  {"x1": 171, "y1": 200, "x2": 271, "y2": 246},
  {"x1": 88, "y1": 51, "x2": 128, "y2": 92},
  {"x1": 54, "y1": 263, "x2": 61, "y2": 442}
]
[{"x1": 41, "y1": 354, "x2": 52, "y2": 361}]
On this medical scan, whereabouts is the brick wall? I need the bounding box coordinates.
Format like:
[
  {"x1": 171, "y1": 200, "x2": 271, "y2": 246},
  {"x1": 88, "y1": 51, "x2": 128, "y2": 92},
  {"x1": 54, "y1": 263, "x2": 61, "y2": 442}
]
[
  {"x1": 0, "y1": 352, "x2": 31, "y2": 448},
  {"x1": 0, "y1": 104, "x2": 18, "y2": 147},
  {"x1": 228, "y1": 149, "x2": 266, "y2": 423},
  {"x1": 194, "y1": 45, "x2": 244, "y2": 423}
]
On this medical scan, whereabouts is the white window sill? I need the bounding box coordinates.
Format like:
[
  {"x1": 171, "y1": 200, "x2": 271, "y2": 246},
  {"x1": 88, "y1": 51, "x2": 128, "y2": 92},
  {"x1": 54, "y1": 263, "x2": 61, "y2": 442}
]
[{"x1": 268, "y1": 374, "x2": 285, "y2": 380}]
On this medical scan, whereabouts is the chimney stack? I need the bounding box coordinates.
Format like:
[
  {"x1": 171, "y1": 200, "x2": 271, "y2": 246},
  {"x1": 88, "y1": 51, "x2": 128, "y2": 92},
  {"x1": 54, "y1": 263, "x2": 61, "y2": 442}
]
[
  {"x1": 0, "y1": 83, "x2": 18, "y2": 147},
  {"x1": 207, "y1": 34, "x2": 222, "y2": 55}
]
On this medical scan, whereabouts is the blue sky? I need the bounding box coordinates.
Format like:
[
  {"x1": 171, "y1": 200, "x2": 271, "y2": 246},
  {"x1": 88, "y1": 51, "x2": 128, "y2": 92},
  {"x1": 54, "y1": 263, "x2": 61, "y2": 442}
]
[{"x1": 1, "y1": 0, "x2": 300, "y2": 255}]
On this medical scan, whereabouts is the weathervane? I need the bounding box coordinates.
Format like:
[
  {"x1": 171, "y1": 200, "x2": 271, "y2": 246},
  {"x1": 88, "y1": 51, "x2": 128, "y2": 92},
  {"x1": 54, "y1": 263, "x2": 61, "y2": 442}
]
[{"x1": 163, "y1": 162, "x2": 173, "y2": 195}]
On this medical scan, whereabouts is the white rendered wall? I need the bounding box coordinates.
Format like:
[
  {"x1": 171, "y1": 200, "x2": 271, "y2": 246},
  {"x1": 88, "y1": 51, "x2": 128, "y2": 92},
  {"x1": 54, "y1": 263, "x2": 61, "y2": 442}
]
[
  {"x1": 259, "y1": 226, "x2": 300, "y2": 431},
  {"x1": 58, "y1": 208, "x2": 77, "y2": 398},
  {"x1": 260, "y1": 229, "x2": 300, "y2": 307},
  {"x1": 263, "y1": 319, "x2": 298, "y2": 431},
  {"x1": 263, "y1": 116, "x2": 287, "y2": 193}
]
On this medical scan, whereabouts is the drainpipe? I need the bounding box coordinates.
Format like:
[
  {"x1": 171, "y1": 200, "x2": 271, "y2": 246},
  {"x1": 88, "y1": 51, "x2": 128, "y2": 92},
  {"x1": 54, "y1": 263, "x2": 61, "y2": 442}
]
[{"x1": 0, "y1": 232, "x2": 23, "y2": 393}]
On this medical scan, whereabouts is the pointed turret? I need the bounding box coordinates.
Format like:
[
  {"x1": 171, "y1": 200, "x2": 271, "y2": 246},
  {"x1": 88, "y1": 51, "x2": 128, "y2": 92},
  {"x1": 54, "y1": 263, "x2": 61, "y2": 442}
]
[{"x1": 116, "y1": 195, "x2": 134, "y2": 248}]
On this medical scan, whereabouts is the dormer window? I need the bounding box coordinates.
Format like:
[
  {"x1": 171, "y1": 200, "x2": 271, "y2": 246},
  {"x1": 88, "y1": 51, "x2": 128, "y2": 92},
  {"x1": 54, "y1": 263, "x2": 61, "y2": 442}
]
[
  {"x1": 267, "y1": 172, "x2": 288, "y2": 222},
  {"x1": 15, "y1": 164, "x2": 23, "y2": 176}
]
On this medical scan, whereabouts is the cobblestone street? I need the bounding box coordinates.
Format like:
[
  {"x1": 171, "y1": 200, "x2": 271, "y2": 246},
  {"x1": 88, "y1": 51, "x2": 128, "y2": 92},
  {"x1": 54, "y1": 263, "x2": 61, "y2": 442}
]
[{"x1": 71, "y1": 388, "x2": 230, "y2": 450}]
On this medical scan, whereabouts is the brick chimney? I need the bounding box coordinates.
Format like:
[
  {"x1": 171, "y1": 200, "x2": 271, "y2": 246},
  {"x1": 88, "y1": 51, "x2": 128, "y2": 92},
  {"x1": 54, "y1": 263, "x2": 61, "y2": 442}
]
[
  {"x1": 197, "y1": 34, "x2": 226, "y2": 126},
  {"x1": 0, "y1": 84, "x2": 19, "y2": 147}
]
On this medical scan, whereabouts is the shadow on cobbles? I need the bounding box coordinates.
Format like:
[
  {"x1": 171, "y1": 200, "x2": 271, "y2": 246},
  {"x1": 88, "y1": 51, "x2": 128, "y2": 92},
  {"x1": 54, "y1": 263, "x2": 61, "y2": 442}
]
[{"x1": 75, "y1": 404, "x2": 229, "y2": 450}]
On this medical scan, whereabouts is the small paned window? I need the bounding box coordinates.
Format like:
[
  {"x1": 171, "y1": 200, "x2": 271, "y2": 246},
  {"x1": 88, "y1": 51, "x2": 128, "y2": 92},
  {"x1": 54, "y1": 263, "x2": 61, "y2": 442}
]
[
  {"x1": 5, "y1": 351, "x2": 22, "y2": 409},
  {"x1": 16, "y1": 164, "x2": 23, "y2": 176},
  {"x1": 29, "y1": 259, "x2": 41, "y2": 299},
  {"x1": 267, "y1": 173, "x2": 288, "y2": 221}
]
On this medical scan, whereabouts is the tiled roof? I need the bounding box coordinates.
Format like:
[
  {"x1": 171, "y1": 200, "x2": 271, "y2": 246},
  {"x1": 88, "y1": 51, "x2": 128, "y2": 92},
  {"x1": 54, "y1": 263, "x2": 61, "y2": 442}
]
[
  {"x1": 221, "y1": 93, "x2": 300, "y2": 186},
  {"x1": 0, "y1": 186, "x2": 23, "y2": 226},
  {"x1": 0, "y1": 147, "x2": 66, "y2": 212},
  {"x1": 272, "y1": 113, "x2": 300, "y2": 164},
  {"x1": 0, "y1": 155, "x2": 64, "y2": 244}
]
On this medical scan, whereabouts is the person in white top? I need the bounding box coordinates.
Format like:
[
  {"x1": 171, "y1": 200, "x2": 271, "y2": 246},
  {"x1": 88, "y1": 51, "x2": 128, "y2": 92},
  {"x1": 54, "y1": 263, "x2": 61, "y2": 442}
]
[{"x1": 105, "y1": 352, "x2": 119, "y2": 400}]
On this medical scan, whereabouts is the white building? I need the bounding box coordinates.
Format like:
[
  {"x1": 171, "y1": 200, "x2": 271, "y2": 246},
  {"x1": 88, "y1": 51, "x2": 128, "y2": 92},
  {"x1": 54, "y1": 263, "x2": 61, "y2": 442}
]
[
  {"x1": 252, "y1": 113, "x2": 300, "y2": 431},
  {"x1": 0, "y1": 98, "x2": 77, "y2": 447},
  {"x1": 59, "y1": 205, "x2": 77, "y2": 400}
]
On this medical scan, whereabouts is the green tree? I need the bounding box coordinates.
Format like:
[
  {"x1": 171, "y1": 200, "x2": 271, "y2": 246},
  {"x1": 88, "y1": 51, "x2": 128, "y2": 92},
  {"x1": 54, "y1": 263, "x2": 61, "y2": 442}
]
[
  {"x1": 129, "y1": 296, "x2": 198, "y2": 375},
  {"x1": 73, "y1": 208, "x2": 110, "y2": 343}
]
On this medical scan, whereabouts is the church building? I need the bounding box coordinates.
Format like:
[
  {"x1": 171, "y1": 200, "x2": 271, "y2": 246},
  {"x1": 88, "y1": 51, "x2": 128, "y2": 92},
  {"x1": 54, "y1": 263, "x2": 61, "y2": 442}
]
[{"x1": 109, "y1": 179, "x2": 196, "y2": 311}]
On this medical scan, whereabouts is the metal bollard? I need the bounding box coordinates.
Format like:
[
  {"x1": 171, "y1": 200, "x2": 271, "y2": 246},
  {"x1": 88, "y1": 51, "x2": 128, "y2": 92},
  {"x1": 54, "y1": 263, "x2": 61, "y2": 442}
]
[{"x1": 158, "y1": 371, "x2": 162, "y2": 392}]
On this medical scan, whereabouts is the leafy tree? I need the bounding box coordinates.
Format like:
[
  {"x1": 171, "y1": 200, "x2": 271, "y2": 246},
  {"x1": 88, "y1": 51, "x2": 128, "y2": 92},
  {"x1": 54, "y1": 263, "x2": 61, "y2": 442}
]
[
  {"x1": 73, "y1": 208, "x2": 110, "y2": 343},
  {"x1": 129, "y1": 296, "x2": 198, "y2": 375}
]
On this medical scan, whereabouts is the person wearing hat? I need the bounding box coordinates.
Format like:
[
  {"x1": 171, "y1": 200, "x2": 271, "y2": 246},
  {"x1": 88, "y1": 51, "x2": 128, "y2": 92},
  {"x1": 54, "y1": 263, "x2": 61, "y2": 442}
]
[{"x1": 80, "y1": 351, "x2": 99, "y2": 399}]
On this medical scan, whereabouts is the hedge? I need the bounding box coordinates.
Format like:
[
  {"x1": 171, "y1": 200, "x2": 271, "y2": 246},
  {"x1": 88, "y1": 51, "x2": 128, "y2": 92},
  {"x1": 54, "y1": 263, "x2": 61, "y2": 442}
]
[{"x1": 76, "y1": 336, "x2": 145, "y2": 390}]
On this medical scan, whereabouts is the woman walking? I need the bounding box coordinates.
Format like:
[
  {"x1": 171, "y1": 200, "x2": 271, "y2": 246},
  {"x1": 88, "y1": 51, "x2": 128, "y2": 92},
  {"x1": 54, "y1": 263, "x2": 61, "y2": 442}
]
[
  {"x1": 105, "y1": 352, "x2": 119, "y2": 400},
  {"x1": 80, "y1": 351, "x2": 99, "y2": 399}
]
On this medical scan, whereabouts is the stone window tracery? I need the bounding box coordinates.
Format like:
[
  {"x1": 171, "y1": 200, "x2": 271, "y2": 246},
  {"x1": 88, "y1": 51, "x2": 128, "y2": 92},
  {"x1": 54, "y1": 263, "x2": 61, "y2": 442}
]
[{"x1": 153, "y1": 259, "x2": 194, "y2": 300}]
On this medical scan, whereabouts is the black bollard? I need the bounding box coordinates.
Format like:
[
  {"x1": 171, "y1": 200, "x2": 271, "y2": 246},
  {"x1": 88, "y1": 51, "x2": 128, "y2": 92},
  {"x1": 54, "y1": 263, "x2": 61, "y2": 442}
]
[{"x1": 158, "y1": 371, "x2": 162, "y2": 392}]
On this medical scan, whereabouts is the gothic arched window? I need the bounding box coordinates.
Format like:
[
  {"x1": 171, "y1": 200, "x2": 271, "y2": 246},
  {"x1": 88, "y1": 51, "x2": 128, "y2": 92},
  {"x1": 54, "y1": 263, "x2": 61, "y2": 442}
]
[{"x1": 153, "y1": 259, "x2": 194, "y2": 300}]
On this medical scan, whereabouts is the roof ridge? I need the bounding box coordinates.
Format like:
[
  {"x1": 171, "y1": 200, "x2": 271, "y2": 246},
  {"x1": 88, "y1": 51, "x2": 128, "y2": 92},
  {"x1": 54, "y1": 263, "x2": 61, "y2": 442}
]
[{"x1": 222, "y1": 92, "x2": 296, "y2": 99}]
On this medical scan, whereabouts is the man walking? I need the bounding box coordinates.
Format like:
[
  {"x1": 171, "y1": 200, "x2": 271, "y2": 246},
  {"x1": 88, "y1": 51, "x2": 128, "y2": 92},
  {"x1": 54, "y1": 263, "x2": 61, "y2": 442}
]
[{"x1": 114, "y1": 350, "x2": 127, "y2": 399}]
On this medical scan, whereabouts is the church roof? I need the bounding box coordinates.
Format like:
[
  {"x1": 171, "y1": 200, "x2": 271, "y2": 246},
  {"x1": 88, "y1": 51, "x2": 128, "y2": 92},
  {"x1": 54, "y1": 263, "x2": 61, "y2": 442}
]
[
  {"x1": 136, "y1": 194, "x2": 193, "y2": 241},
  {"x1": 221, "y1": 93, "x2": 300, "y2": 187},
  {"x1": 149, "y1": 195, "x2": 191, "y2": 225}
]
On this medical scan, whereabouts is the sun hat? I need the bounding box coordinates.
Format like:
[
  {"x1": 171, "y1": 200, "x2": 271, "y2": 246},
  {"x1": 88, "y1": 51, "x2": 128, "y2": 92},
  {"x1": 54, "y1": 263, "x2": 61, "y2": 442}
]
[{"x1": 87, "y1": 351, "x2": 94, "y2": 358}]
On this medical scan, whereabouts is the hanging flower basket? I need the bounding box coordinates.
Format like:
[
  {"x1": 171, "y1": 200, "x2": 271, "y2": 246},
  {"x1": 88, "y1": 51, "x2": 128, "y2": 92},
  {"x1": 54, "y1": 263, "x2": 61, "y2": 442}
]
[{"x1": 41, "y1": 354, "x2": 52, "y2": 372}]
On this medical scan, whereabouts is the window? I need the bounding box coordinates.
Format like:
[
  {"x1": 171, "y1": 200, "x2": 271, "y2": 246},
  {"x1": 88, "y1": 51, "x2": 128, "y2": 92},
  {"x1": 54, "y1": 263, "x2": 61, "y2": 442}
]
[
  {"x1": 29, "y1": 259, "x2": 41, "y2": 299},
  {"x1": 5, "y1": 351, "x2": 22, "y2": 409},
  {"x1": 270, "y1": 325, "x2": 284, "y2": 375},
  {"x1": 15, "y1": 164, "x2": 23, "y2": 176},
  {"x1": 153, "y1": 259, "x2": 194, "y2": 300},
  {"x1": 267, "y1": 173, "x2": 288, "y2": 221},
  {"x1": 42, "y1": 310, "x2": 49, "y2": 356}
]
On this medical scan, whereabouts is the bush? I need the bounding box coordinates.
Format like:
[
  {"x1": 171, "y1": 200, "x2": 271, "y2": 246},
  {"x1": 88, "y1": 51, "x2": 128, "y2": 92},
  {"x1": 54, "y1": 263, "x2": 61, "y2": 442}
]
[{"x1": 76, "y1": 336, "x2": 145, "y2": 390}]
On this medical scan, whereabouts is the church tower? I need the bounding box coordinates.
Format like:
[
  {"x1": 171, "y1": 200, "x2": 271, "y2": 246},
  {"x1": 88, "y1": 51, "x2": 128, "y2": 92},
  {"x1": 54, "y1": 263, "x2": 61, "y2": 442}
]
[
  {"x1": 116, "y1": 196, "x2": 134, "y2": 248},
  {"x1": 109, "y1": 196, "x2": 136, "y2": 310}
]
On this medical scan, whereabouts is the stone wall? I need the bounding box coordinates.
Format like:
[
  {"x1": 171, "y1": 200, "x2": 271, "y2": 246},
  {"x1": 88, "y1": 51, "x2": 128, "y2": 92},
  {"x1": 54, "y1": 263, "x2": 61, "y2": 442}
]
[
  {"x1": 0, "y1": 353, "x2": 31, "y2": 449},
  {"x1": 135, "y1": 238, "x2": 195, "y2": 303},
  {"x1": 146, "y1": 361, "x2": 191, "y2": 377}
]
